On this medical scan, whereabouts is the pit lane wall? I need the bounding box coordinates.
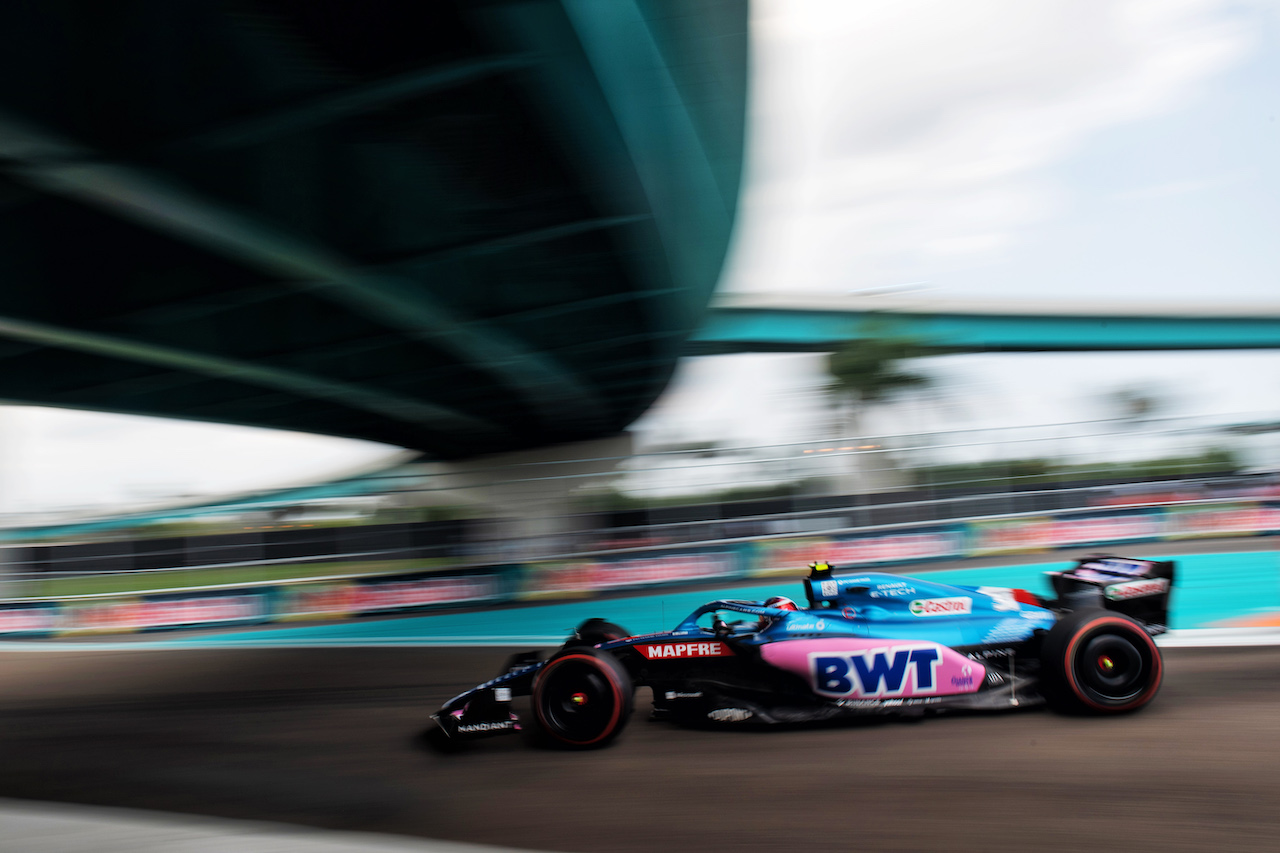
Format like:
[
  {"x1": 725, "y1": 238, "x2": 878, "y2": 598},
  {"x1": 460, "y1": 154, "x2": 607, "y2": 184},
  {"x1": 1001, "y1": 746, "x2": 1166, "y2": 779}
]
[{"x1": 2, "y1": 500, "x2": 1277, "y2": 637}]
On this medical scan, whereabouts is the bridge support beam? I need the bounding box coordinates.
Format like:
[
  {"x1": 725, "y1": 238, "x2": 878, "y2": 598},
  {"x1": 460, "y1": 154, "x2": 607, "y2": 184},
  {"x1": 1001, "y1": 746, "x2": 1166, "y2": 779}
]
[{"x1": 433, "y1": 433, "x2": 633, "y2": 562}]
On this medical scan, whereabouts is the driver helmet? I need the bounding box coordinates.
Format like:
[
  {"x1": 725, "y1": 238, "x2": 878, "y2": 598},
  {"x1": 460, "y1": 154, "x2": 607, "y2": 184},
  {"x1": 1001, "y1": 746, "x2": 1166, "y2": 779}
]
[{"x1": 763, "y1": 595, "x2": 799, "y2": 612}]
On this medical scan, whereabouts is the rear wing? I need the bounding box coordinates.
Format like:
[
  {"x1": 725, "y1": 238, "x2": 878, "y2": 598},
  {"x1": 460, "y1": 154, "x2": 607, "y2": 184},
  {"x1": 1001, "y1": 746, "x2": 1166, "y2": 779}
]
[{"x1": 1047, "y1": 555, "x2": 1175, "y2": 634}]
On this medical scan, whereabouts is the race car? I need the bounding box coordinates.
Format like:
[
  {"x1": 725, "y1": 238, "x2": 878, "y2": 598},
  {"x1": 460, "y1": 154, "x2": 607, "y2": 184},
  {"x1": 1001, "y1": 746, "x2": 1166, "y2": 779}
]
[{"x1": 430, "y1": 555, "x2": 1173, "y2": 749}]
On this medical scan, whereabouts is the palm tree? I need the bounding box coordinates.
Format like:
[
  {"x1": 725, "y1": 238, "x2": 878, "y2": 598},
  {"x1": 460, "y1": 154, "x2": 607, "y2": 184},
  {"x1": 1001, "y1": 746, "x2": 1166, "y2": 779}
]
[
  {"x1": 824, "y1": 328, "x2": 934, "y2": 492},
  {"x1": 828, "y1": 335, "x2": 932, "y2": 407}
]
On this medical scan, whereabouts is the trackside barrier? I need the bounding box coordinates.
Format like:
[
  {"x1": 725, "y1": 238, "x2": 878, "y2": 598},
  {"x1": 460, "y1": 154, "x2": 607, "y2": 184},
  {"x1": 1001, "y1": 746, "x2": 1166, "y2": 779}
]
[
  {"x1": 515, "y1": 544, "x2": 750, "y2": 600},
  {"x1": 1, "y1": 501, "x2": 1276, "y2": 637},
  {"x1": 0, "y1": 567, "x2": 514, "y2": 639}
]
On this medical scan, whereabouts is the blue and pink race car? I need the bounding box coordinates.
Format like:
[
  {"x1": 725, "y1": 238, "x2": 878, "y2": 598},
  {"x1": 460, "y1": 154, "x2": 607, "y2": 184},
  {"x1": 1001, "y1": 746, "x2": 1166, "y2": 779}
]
[{"x1": 430, "y1": 556, "x2": 1173, "y2": 749}]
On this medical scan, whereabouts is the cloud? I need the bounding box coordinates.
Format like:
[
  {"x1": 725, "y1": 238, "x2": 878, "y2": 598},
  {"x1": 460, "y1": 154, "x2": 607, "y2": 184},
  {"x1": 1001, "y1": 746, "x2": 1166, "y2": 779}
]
[
  {"x1": 725, "y1": 0, "x2": 1256, "y2": 293},
  {"x1": 1111, "y1": 171, "x2": 1248, "y2": 201},
  {"x1": 925, "y1": 232, "x2": 1010, "y2": 256}
]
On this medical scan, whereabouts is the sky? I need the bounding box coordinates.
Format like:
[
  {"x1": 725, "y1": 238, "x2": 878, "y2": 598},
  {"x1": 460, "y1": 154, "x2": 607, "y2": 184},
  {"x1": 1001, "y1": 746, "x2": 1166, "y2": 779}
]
[
  {"x1": 4, "y1": 0, "x2": 1280, "y2": 515},
  {"x1": 0, "y1": 409, "x2": 398, "y2": 516},
  {"x1": 726, "y1": 0, "x2": 1280, "y2": 300},
  {"x1": 634, "y1": 0, "x2": 1280, "y2": 460}
]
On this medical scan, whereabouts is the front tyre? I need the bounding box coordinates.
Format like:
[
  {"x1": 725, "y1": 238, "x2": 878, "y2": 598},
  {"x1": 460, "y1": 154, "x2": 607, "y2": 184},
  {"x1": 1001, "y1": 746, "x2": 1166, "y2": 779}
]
[
  {"x1": 532, "y1": 647, "x2": 633, "y2": 749},
  {"x1": 1040, "y1": 610, "x2": 1162, "y2": 714},
  {"x1": 573, "y1": 618, "x2": 631, "y2": 645}
]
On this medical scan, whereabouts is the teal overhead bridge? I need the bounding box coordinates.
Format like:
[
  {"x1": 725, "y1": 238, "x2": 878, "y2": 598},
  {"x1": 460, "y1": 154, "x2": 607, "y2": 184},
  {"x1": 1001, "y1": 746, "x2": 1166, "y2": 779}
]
[
  {"x1": 690, "y1": 293, "x2": 1280, "y2": 354},
  {"x1": 0, "y1": 1, "x2": 748, "y2": 459}
]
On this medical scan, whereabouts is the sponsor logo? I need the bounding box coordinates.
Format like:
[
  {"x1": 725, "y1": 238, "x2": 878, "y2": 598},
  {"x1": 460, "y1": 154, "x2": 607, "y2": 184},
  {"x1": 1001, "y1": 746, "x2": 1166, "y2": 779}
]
[
  {"x1": 281, "y1": 576, "x2": 500, "y2": 617},
  {"x1": 0, "y1": 608, "x2": 56, "y2": 633},
  {"x1": 837, "y1": 697, "x2": 943, "y2": 710},
  {"x1": 974, "y1": 517, "x2": 1162, "y2": 553},
  {"x1": 537, "y1": 555, "x2": 735, "y2": 594},
  {"x1": 665, "y1": 691, "x2": 703, "y2": 700},
  {"x1": 139, "y1": 596, "x2": 266, "y2": 627},
  {"x1": 494, "y1": 687, "x2": 512, "y2": 702},
  {"x1": 1081, "y1": 558, "x2": 1156, "y2": 576},
  {"x1": 977, "y1": 587, "x2": 1020, "y2": 612},
  {"x1": 636, "y1": 641, "x2": 734, "y2": 660},
  {"x1": 1168, "y1": 505, "x2": 1280, "y2": 536},
  {"x1": 63, "y1": 595, "x2": 267, "y2": 632},
  {"x1": 909, "y1": 597, "x2": 972, "y2": 617},
  {"x1": 707, "y1": 708, "x2": 753, "y2": 722},
  {"x1": 353, "y1": 576, "x2": 497, "y2": 612},
  {"x1": 951, "y1": 664, "x2": 975, "y2": 689},
  {"x1": 820, "y1": 580, "x2": 838, "y2": 597},
  {"x1": 841, "y1": 607, "x2": 858, "y2": 620},
  {"x1": 1104, "y1": 578, "x2": 1170, "y2": 601},
  {"x1": 1074, "y1": 569, "x2": 1113, "y2": 583},
  {"x1": 968, "y1": 647, "x2": 1016, "y2": 661},
  {"x1": 457, "y1": 720, "x2": 516, "y2": 734},
  {"x1": 869, "y1": 581, "x2": 917, "y2": 599},
  {"x1": 811, "y1": 645, "x2": 942, "y2": 698},
  {"x1": 278, "y1": 583, "x2": 354, "y2": 618}
]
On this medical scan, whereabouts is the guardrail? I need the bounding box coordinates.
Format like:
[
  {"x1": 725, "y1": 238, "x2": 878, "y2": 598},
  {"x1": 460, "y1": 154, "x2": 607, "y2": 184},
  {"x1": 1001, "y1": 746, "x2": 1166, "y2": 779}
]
[{"x1": 1, "y1": 497, "x2": 1276, "y2": 638}]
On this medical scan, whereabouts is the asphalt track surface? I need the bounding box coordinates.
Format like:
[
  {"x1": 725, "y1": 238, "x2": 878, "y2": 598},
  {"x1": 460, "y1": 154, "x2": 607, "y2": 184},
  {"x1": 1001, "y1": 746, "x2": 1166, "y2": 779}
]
[{"x1": 2, "y1": 643, "x2": 1280, "y2": 853}]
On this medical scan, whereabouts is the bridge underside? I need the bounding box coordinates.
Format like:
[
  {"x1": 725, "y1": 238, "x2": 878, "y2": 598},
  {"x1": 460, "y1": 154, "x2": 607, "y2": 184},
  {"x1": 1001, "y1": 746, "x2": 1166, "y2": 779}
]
[
  {"x1": 0, "y1": 1, "x2": 746, "y2": 458},
  {"x1": 690, "y1": 294, "x2": 1280, "y2": 355}
]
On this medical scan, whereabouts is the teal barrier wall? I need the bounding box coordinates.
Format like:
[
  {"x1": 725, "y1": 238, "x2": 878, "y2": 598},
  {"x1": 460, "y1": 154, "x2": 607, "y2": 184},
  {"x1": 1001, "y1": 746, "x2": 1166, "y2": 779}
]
[
  {"x1": 2, "y1": 500, "x2": 1275, "y2": 637},
  {"x1": 148, "y1": 549, "x2": 1280, "y2": 648}
]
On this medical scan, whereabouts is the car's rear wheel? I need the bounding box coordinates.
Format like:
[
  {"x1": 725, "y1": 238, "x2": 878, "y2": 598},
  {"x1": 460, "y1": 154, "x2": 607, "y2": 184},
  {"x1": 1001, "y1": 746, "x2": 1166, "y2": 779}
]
[
  {"x1": 1040, "y1": 610, "x2": 1162, "y2": 713},
  {"x1": 532, "y1": 647, "x2": 633, "y2": 749}
]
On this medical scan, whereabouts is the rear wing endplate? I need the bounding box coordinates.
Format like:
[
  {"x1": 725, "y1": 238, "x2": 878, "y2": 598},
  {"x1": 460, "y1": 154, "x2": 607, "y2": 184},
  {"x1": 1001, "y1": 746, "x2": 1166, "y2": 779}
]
[{"x1": 1047, "y1": 555, "x2": 1175, "y2": 634}]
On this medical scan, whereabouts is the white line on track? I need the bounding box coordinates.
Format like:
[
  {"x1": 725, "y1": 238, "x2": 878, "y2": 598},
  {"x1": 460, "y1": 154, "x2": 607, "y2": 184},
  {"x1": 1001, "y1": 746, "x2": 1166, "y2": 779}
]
[
  {"x1": 1157, "y1": 627, "x2": 1280, "y2": 647},
  {"x1": 0, "y1": 797, "x2": 541, "y2": 853}
]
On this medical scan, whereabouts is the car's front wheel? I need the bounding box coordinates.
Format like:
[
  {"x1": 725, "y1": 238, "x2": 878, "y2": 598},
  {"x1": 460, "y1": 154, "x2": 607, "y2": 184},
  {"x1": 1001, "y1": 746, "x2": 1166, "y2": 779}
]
[
  {"x1": 532, "y1": 647, "x2": 633, "y2": 749},
  {"x1": 1040, "y1": 610, "x2": 1162, "y2": 713},
  {"x1": 573, "y1": 618, "x2": 630, "y2": 645}
]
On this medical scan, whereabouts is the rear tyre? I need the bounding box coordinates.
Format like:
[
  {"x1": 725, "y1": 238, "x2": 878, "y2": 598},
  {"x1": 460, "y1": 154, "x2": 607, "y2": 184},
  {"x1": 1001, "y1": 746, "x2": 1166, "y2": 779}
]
[
  {"x1": 532, "y1": 647, "x2": 633, "y2": 749},
  {"x1": 1040, "y1": 610, "x2": 1162, "y2": 714},
  {"x1": 573, "y1": 618, "x2": 631, "y2": 645}
]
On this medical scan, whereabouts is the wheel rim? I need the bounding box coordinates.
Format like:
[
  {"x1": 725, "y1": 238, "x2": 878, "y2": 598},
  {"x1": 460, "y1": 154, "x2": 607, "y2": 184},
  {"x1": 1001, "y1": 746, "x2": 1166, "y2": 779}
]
[
  {"x1": 538, "y1": 658, "x2": 619, "y2": 742},
  {"x1": 1072, "y1": 631, "x2": 1150, "y2": 706}
]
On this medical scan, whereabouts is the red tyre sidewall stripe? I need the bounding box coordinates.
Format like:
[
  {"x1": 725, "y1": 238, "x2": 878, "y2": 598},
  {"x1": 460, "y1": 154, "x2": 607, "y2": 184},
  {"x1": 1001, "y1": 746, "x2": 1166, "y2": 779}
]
[
  {"x1": 533, "y1": 654, "x2": 623, "y2": 746},
  {"x1": 1063, "y1": 615, "x2": 1162, "y2": 711}
]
